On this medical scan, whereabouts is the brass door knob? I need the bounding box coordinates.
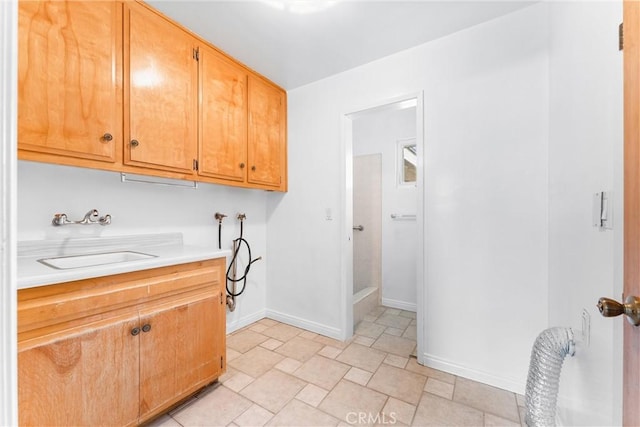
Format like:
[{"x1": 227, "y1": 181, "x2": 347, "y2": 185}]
[
  {"x1": 102, "y1": 133, "x2": 113, "y2": 142},
  {"x1": 130, "y1": 139, "x2": 139, "y2": 148},
  {"x1": 597, "y1": 295, "x2": 640, "y2": 326}
]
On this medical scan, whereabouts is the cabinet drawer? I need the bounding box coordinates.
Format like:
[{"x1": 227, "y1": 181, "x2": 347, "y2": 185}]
[{"x1": 18, "y1": 258, "x2": 224, "y2": 344}]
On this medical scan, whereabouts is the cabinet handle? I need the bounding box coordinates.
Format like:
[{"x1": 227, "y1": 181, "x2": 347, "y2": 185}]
[
  {"x1": 102, "y1": 133, "x2": 113, "y2": 142},
  {"x1": 131, "y1": 327, "x2": 141, "y2": 336},
  {"x1": 142, "y1": 324, "x2": 151, "y2": 333},
  {"x1": 251, "y1": 165, "x2": 256, "y2": 171},
  {"x1": 240, "y1": 163, "x2": 245, "y2": 169},
  {"x1": 130, "y1": 139, "x2": 139, "y2": 148}
]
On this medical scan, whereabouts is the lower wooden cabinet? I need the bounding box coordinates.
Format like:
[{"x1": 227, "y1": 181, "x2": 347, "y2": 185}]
[{"x1": 17, "y1": 258, "x2": 226, "y2": 426}]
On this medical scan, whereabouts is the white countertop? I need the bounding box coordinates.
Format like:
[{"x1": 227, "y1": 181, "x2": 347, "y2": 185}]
[{"x1": 17, "y1": 233, "x2": 230, "y2": 289}]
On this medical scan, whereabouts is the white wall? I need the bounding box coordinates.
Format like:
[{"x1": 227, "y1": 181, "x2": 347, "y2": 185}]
[
  {"x1": 11, "y1": 2, "x2": 624, "y2": 424},
  {"x1": 17, "y1": 161, "x2": 269, "y2": 332},
  {"x1": 547, "y1": 2, "x2": 623, "y2": 425},
  {"x1": 268, "y1": 3, "x2": 550, "y2": 392},
  {"x1": 353, "y1": 107, "x2": 417, "y2": 310}
]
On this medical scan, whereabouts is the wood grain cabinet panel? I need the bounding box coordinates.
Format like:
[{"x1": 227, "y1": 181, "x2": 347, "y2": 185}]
[
  {"x1": 18, "y1": 0, "x2": 121, "y2": 163},
  {"x1": 248, "y1": 75, "x2": 287, "y2": 190},
  {"x1": 139, "y1": 294, "x2": 222, "y2": 420},
  {"x1": 124, "y1": 1, "x2": 198, "y2": 175},
  {"x1": 19, "y1": 314, "x2": 140, "y2": 427},
  {"x1": 199, "y1": 45, "x2": 248, "y2": 182},
  {"x1": 17, "y1": 258, "x2": 226, "y2": 426},
  {"x1": 17, "y1": 0, "x2": 287, "y2": 191}
]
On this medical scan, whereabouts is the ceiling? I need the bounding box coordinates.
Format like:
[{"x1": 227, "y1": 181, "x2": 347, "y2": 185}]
[{"x1": 147, "y1": 1, "x2": 535, "y2": 90}]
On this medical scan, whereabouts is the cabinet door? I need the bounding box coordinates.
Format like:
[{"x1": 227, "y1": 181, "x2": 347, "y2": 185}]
[
  {"x1": 18, "y1": 0, "x2": 121, "y2": 163},
  {"x1": 138, "y1": 293, "x2": 220, "y2": 421},
  {"x1": 18, "y1": 315, "x2": 140, "y2": 427},
  {"x1": 199, "y1": 45, "x2": 248, "y2": 182},
  {"x1": 176, "y1": 292, "x2": 223, "y2": 388},
  {"x1": 124, "y1": 2, "x2": 198, "y2": 175},
  {"x1": 248, "y1": 75, "x2": 287, "y2": 189}
]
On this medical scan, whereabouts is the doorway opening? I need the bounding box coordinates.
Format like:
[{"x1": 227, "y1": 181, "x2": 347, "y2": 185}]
[{"x1": 341, "y1": 93, "x2": 425, "y2": 363}]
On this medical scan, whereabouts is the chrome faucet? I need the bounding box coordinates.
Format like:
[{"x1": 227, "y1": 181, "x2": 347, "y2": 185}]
[{"x1": 52, "y1": 209, "x2": 111, "y2": 226}]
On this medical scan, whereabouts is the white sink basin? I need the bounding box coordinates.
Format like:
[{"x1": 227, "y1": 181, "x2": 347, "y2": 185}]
[{"x1": 38, "y1": 251, "x2": 157, "y2": 270}]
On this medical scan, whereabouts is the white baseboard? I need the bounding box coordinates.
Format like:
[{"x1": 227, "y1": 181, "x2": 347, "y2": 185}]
[
  {"x1": 381, "y1": 297, "x2": 416, "y2": 312},
  {"x1": 423, "y1": 352, "x2": 525, "y2": 395},
  {"x1": 266, "y1": 309, "x2": 344, "y2": 341},
  {"x1": 226, "y1": 309, "x2": 267, "y2": 334}
]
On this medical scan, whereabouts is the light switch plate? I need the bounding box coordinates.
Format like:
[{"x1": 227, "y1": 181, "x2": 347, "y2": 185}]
[
  {"x1": 325, "y1": 208, "x2": 333, "y2": 221},
  {"x1": 593, "y1": 191, "x2": 613, "y2": 230}
]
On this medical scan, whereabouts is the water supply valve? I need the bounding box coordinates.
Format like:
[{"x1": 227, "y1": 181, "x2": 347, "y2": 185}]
[{"x1": 215, "y1": 212, "x2": 227, "y2": 223}]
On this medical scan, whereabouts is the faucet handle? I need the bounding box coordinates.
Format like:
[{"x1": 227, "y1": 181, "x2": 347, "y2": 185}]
[
  {"x1": 52, "y1": 213, "x2": 68, "y2": 226},
  {"x1": 98, "y1": 214, "x2": 112, "y2": 225}
]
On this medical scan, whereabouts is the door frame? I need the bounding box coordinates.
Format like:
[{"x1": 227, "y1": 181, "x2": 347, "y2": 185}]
[
  {"x1": 340, "y1": 92, "x2": 425, "y2": 363},
  {"x1": 0, "y1": 0, "x2": 18, "y2": 424}
]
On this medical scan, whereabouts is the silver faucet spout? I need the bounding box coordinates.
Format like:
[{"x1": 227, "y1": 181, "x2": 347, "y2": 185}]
[{"x1": 80, "y1": 209, "x2": 99, "y2": 224}]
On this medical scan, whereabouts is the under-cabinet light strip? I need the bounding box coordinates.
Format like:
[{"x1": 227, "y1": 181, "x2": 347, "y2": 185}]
[{"x1": 120, "y1": 173, "x2": 198, "y2": 189}]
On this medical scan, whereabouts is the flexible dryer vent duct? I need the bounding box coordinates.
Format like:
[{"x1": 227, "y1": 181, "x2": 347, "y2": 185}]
[{"x1": 525, "y1": 327, "x2": 575, "y2": 427}]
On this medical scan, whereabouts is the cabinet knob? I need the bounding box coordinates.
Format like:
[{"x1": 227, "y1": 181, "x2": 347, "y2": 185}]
[
  {"x1": 130, "y1": 139, "x2": 139, "y2": 148},
  {"x1": 102, "y1": 133, "x2": 113, "y2": 142},
  {"x1": 251, "y1": 165, "x2": 256, "y2": 171},
  {"x1": 240, "y1": 163, "x2": 245, "y2": 169},
  {"x1": 142, "y1": 324, "x2": 152, "y2": 333},
  {"x1": 131, "y1": 327, "x2": 141, "y2": 336}
]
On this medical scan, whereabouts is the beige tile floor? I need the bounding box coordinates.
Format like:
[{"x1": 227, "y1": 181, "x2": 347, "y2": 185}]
[{"x1": 148, "y1": 306, "x2": 526, "y2": 426}]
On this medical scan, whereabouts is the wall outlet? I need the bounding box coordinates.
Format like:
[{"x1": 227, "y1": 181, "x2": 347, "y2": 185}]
[
  {"x1": 325, "y1": 208, "x2": 333, "y2": 221},
  {"x1": 582, "y1": 309, "x2": 590, "y2": 347}
]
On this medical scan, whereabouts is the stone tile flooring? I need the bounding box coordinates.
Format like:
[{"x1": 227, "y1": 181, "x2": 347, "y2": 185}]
[{"x1": 148, "y1": 306, "x2": 525, "y2": 426}]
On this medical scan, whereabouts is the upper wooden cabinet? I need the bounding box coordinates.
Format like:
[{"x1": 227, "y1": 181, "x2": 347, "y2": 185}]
[
  {"x1": 17, "y1": 0, "x2": 287, "y2": 191},
  {"x1": 18, "y1": 0, "x2": 121, "y2": 164},
  {"x1": 199, "y1": 47, "x2": 288, "y2": 191},
  {"x1": 124, "y1": 2, "x2": 198, "y2": 176},
  {"x1": 199, "y1": 44, "x2": 248, "y2": 182},
  {"x1": 248, "y1": 75, "x2": 287, "y2": 190}
]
